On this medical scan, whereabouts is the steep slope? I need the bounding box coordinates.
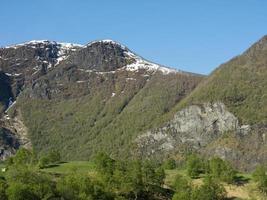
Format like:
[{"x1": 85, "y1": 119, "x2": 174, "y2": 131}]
[
  {"x1": 136, "y1": 36, "x2": 267, "y2": 171},
  {"x1": 0, "y1": 40, "x2": 83, "y2": 156},
  {"x1": 178, "y1": 35, "x2": 267, "y2": 124},
  {"x1": 0, "y1": 40, "x2": 82, "y2": 112},
  {"x1": 11, "y1": 40, "x2": 203, "y2": 160}
]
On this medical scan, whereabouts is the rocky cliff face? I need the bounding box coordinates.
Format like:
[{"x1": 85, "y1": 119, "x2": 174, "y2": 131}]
[
  {"x1": 136, "y1": 102, "x2": 240, "y2": 156},
  {"x1": 135, "y1": 102, "x2": 266, "y2": 171},
  {"x1": 0, "y1": 40, "x2": 82, "y2": 111}
]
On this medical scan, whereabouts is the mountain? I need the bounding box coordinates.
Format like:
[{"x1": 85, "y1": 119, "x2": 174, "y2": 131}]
[
  {"x1": 0, "y1": 39, "x2": 203, "y2": 160},
  {"x1": 0, "y1": 36, "x2": 266, "y2": 171},
  {"x1": 136, "y1": 36, "x2": 267, "y2": 171}
]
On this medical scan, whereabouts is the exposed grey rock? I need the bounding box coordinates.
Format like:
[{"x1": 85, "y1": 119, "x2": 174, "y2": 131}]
[{"x1": 136, "y1": 102, "x2": 240, "y2": 156}]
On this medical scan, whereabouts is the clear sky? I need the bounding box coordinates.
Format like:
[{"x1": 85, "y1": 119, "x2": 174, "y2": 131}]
[{"x1": 1, "y1": 0, "x2": 267, "y2": 74}]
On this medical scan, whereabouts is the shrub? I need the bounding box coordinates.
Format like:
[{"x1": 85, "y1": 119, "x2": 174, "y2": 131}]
[
  {"x1": 163, "y1": 159, "x2": 176, "y2": 170},
  {"x1": 252, "y1": 165, "x2": 267, "y2": 194},
  {"x1": 186, "y1": 154, "x2": 204, "y2": 178},
  {"x1": 192, "y1": 176, "x2": 226, "y2": 200},
  {"x1": 208, "y1": 157, "x2": 236, "y2": 184}
]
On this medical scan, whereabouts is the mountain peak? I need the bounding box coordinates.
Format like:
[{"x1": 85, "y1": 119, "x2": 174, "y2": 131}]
[
  {"x1": 85, "y1": 39, "x2": 127, "y2": 50},
  {"x1": 4, "y1": 40, "x2": 83, "y2": 49}
]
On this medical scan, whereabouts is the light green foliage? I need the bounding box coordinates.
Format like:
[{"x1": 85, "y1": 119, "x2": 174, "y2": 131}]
[
  {"x1": 0, "y1": 179, "x2": 7, "y2": 200},
  {"x1": 252, "y1": 165, "x2": 267, "y2": 195},
  {"x1": 207, "y1": 157, "x2": 237, "y2": 184},
  {"x1": 7, "y1": 183, "x2": 38, "y2": 200},
  {"x1": 6, "y1": 167, "x2": 55, "y2": 199},
  {"x1": 172, "y1": 174, "x2": 192, "y2": 200},
  {"x1": 172, "y1": 175, "x2": 226, "y2": 200},
  {"x1": 163, "y1": 158, "x2": 176, "y2": 170},
  {"x1": 192, "y1": 176, "x2": 226, "y2": 200},
  {"x1": 7, "y1": 148, "x2": 36, "y2": 167},
  {"x1": 57, "y1": 173, "x2": 113, "y2": 200},
  {"x1": 38, "y1": 150, "x2": 61, "y2": 169},
  {"x1": 94, "y1": 153, "x2": 166, "y2": 199},
  {"x1": 186, "y1": 154, "x2": 204, "y2": 178},
  {"x1": 38, "y1": 156, "x2": 50, "y2": 169}
]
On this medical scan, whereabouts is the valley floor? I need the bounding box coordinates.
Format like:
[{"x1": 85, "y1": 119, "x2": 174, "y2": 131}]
[{"x1": 9, "y1": 161, "x2": 262, "y2": 200}]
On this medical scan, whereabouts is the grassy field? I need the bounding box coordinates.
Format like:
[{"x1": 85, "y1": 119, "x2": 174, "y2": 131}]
[{"x1": 41, "y1": 161, "x2": 95, "y2": 174}]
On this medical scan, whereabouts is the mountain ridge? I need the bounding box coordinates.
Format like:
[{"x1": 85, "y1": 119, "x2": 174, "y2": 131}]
[{"x1": 0, "y1": 36, "x2": 266, "y2": 171}]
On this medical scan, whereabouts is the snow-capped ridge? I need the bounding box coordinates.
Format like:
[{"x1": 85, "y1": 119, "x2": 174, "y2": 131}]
[
  {"x1": 85, "y1": 39, "x2": 178, "y2": 75},
  {"x1": 3, "y1": 39, "x2": 183, "y2": 75},
  {"x1": 85, "y1": 39, "x2": 127, "y2": 50},
  {"x1": 4, "y1": 40, "x2": 83, "y2": 49}
]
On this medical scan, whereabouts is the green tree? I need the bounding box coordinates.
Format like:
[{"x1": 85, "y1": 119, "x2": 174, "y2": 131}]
[
  {"x1": 57, "y1": 173, "x2": 113, "y2": 200},
  {"x1": 208, "y1": 157, "x2": 236, "y2": 184},
  {"x1": 192, "y1": 176, "x2": 226, "y2": 200},
  {"x1": 0, "y1": 179, "x2": 7, "y2": 200},
  {"x1": 252, "y1": 165, "x2": 267, "y2": 194},
  {"x1": 7, "y1": 183, "x2": 38, "y2": 200},
  {"x1": 186, "y1": 154, "x2": 203, "y2": 178},
  {"x1": 142, "y1": 161, "x2": 157, "y2": 191},
  {"x1": 154, "y1": 167, "x2": 166, "y2": 186},
  {"x1": 163, "y1": 158, "x2": 176, "y2": 170},
  {"x1": 94, "y1": 152, "x2": 115, "y2": 177},
  {"x1": 6, "y1": 166, "x2": 55, "y2": 199},
  {"x1": 10, "y1": 148, "x2": 34, "y2": 166},
  {"x1": 127, "y1": 161, "x2": 143, "y2": 200},
  {"x1": 47, "y1": 150, "x2": 61, "y2": 164},
  {"x1": 172, "y1": 174, "x2": 192, "y2": 200},
  {"x1": 38, "y1": 156, "x2": 50, "y2": 169}
]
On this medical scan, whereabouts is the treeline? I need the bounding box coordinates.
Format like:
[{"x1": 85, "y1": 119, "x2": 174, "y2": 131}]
[
  {"x1": 0, "y1": 149, "x2": 266, "y2": 200},
  {"x1": 0, "y1": 149, "x2": 169, "y2": 200},
  {"x1": 172, "y1": 154, "x2": 267, "y2": 200}
]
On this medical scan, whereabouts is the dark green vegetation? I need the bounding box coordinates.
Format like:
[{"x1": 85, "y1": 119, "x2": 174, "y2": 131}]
[{"x1": 1, "y1": 150, "x2": 266, "y2": 200}]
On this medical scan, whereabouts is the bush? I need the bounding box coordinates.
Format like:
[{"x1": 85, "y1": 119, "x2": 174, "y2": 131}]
[
  {"x1": 208, "y1": 157, "x2": 236, "y2": 184},
  {"x1": 186, "y1": 154, "x2": 204, "y2": 178},
  {"x1": 38, "y1": 150, "x2": 61, "y2": 169},
  {"x1": 57, "y1": 173, "x2": 113, "y2": 200},
  {"x1": 252, "y1": 165, "x2": 267, "y2": 194},
  {"x1": 6, "y1": 166, "x2": 55, "y2": 199},
  {"x1": 7, "y1": 183, "x2": 38, "y2": 200},
  {"x1": 8, "y1": 148, "x2": 34, "y2": 166},
  {"x1": 192, "y1": 176, "x2": 226, "y2": 200},
  {"x1": 0, "y1": 179, "x2": 7, "y2": 200},
  {"x1": 163, "y1": 159, "x2": 176, "y2": 170}
]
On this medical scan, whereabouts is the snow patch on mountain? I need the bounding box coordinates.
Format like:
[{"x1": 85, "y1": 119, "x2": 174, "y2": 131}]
[
  {"x1": 3, "y1": 39, "x2": 183, "y2": 75},
  {"x1": 123, "y1": 48, "x2": 177, "y2": 75}
]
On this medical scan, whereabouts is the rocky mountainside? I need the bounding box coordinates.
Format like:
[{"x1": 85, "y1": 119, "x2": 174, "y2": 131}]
[
  {"x1": 0, "y1": 39, "x2": 203, "y2": 161},
  {"x1": 136, "y1": 36, "x2": 267, "y2": 171},
  {"x1": 0, "y1": 36, "x2": 266, "y2": 171}
]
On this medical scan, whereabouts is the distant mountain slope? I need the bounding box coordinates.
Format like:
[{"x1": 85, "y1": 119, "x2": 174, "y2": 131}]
[
  {"x1": 177, "y1": 35, "x2": 267, "y2": 124},
  {"x1": 0, "y1": 39, "x2": 203, "y2": 160}
]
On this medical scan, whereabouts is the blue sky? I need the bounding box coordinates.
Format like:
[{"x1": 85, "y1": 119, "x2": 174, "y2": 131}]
[{"x1": 1, "y1": 0, "x2": 267, "y2": 74}]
